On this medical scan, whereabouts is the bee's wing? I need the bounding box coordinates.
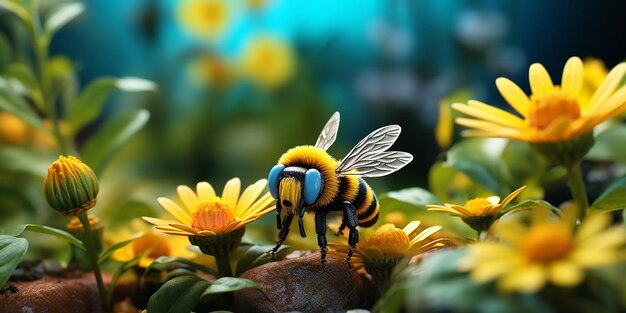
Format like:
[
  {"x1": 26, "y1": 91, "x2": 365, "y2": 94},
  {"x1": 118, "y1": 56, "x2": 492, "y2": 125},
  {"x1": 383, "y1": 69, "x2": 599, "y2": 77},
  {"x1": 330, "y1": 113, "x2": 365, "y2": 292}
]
[
  {"x1": 336, "y1": 125, "x2": 413, "y2": 177},
  {"x1": 314, "y1": 112, "x2": 340, "y2": 151}
]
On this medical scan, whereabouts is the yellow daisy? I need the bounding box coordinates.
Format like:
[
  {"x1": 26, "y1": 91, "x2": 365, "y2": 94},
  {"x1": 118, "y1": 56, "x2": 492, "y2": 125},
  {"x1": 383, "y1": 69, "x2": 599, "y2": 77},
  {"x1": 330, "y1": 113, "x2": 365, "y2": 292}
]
[
  {"x1": 454, "y1": 57, "x2": 626, "y2": 143},
  {"x1": 240, "y1": 35, "x2": 295, "y2": 90},
  {"x1": 427, "y1": 186, "x2": 526, "y2": 232},
  {"x1": 108, "y1": 220, "x2": 197, "y2": 268},
  {"x1": 330, "y1": 221, "x2": 446, "y2": 281},
  {"x1": 460, "y1": 206, "x2": 626, "y2": 293},
  {"x1": 143, "y1": 178, "x2": 275, "y2": 237},
  {"x1": 0, "y1": 112, "x2": 29, "y2": 145},
  {"x1": 177, "y1": 0, "x2": 229, "y2": 40}
]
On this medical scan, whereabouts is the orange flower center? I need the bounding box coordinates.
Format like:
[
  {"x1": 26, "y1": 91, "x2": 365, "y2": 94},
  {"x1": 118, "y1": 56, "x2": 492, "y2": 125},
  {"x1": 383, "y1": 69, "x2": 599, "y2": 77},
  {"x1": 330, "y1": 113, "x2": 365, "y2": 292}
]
[
  {"x1": 191, "y1": 198, "x2": 236, "y2": 233},
  {"x1": 522, "y1": 223, "x2": 573, "y2": 263},
  {"x1": 463, "y1": 198, "x2": 493, "y2": 215},
  {"x1": 529, "y1": 90, "x2": 581, "y2": 129},
  {"x1": 367, "y1": 226, "x2": 411, "y2": 253},
  {"x1": 133, "y1": 234, "x2": 171, "y2": 259}
]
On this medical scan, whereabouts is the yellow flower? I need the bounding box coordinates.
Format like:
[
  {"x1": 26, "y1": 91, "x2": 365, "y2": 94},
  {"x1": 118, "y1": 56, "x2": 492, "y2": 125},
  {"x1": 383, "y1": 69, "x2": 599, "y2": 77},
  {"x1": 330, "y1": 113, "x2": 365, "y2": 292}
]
[
  {"x1": 330, "y1": 221, "x2": 446, "y2": 281},
  {"x1": 188, "y1": 54, "x2": 233, "y2": 89},
  {"x1": 0, "y1": 112, "x2": 29, "y2": 145},
  {"x1": 177, "y1": 0, "x2": 229, "y2": 40},
  {"x1": 427, "y1": 186, "x2": 526, "y2": 232},
  {"x1": 108, "y1": 220, "x2": 197, "y2": 268},
  {"x1": 143, "y1": 178, "x2": 275, "y2": 237},
  {"x1": 435, "y1": 99, "x2": 453, "y2": 149},
  {"x1": 240, "y1": 36, "x2": 295, "y2": 90},
  {"x1": 454, "y1": 57, "x2": 626, "y2": 143},
  {"x1": 44, "y1": 155, "x2": 99, "y2": 216},
  {"x1": 460, "y1": 207, "x2": 626, "y2": 293}
]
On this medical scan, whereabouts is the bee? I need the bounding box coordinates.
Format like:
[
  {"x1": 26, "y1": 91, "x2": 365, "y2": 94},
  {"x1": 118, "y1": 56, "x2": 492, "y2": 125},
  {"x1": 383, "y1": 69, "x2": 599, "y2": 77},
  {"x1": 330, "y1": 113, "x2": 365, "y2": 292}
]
[{"x1": 267, "y1": 112, "x2": 413, "y2": 267}]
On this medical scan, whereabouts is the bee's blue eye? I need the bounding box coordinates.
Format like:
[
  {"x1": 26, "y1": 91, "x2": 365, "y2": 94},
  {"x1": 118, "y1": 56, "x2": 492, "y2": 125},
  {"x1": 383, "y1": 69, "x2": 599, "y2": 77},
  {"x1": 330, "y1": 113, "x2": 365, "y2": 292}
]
[
  {"x1": 268, "y1": 164, "x2": 285, "y2": 199},
  {"x1": 304, "y1": 169, "x2": 322, "y2": 205}
]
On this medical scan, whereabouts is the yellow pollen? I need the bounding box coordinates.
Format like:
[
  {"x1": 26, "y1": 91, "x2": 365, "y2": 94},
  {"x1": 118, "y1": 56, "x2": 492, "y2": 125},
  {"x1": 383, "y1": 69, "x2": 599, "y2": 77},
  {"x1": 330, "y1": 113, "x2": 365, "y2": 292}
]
[
  {"x1": 133, "y1": 234, "x2": 171, "y2": 259},
  {"x1": 191, "y1": 198, "x2": 236, "y2": 232},
  {"x1": 529, "y1": 90, "x2": 581, "y2": 129},
  {"x1": 367, "y1": 226, "x2": 411, "y2": 250},
  {"x1": 463, "y1": 198, "x2": 493, "y2": 215},
  {"x1": 522, "y1": 223, "x2": 573, "y2": 263}
]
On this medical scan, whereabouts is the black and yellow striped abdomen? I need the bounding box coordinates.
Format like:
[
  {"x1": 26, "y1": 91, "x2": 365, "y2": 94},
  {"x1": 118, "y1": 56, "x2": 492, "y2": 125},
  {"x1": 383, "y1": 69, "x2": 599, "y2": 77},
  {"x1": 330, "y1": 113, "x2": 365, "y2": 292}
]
[{"x1": 324, "y1": 175, "x2": 378, "y2": 227}]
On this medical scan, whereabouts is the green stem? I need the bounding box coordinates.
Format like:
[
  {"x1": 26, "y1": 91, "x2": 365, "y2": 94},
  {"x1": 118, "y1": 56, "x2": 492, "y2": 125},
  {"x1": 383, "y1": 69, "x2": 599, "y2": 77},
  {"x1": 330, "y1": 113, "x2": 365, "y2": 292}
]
[
  {"x1": 566, "y1": 162, "x2": 589, "y2": 221},
  {"x1": 78, "y1": 213, "x2": 109, "y2": 311},
  {"x1": 214, "y1": 252, "x2": 233, "y2": 277}
]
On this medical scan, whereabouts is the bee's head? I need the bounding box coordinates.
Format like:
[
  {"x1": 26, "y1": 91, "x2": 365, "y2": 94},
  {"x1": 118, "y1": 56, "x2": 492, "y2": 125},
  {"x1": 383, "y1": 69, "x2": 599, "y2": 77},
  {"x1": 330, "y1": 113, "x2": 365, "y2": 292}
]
[{"x1": 268, "y1": 164, "x2": 322, "y2": 212}]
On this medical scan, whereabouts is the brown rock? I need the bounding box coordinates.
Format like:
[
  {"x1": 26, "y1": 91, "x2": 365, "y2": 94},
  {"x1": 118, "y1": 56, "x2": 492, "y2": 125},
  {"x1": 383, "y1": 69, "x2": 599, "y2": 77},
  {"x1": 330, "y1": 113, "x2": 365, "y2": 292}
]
[
  {"x1": 234, "y1": 252, "x2": 377, "y2": 313},
  {"x1": 0, "y1": 273, "x2": 111, "y2": 313}
]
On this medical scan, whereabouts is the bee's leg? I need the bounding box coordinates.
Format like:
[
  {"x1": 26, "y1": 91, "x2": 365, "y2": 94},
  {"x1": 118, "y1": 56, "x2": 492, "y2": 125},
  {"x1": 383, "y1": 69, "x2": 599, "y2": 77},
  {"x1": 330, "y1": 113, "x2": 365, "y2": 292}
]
[
  {"x1": 268, "y1": 213, "x2": 294, "y2": 255},
  {"x1": 341, "y1": 201, "x2": 359, "y2": 268},
  {"x1": 298, "y1": 207, "x2": 306, "y2": 237},
  {"x1": 315, "y1": 210, "x2": 329, "y2": 269},
  {"x1": 275, "y1": 202, "x2": 282, "y2": 229},
  {"x1": 335, "y1": 216, "x2": 347, "y2": 236}
]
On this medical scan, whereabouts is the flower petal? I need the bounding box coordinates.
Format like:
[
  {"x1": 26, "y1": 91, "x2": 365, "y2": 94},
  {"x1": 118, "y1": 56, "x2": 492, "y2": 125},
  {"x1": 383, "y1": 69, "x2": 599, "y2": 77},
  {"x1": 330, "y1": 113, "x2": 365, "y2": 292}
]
[
  {"x1": 500, "y1": 186, "x2": 527, "y2": 208},
  {"x1": 561, "y1": 57, "x2": 583, "y2": 98},
  {"x1": 402, "y1": 221, "x2": 421, "y2": 237},
  {"x1": 142, "y1": 216, "x2": 178, "y2": 227},
  {"x1": 549, "y1": 261, "x2": 584, "y2": 287},
  {"x1": 588, "y1": 62, "x2": 626, "y2": 110},
  {"x1": 454, "y1": 101, "x2": 526, "y2": 128},
  {"x1": 498, "y1": 264, "x2": 546, "y2": 293},
  {"x1": 168, "y1": 223, "x2": 200, "y2": 235},
  {"x1": 197, "y1": 181, "x2": 216, "y2": 201},
  {"x1": 242, "y1": 192, "x2": 275, "y2": 217},
  {"x1": 410, "y1": 226, "x2": 441, "y2": 244},
  {"x1": 529, "y1": 63, "x2": 554, "y2": 97},
  {"x1": 495, "y1": 77, "x2": 530, "y2": 117},
  {"x1": 157, "y1": 197, "x2": 192, "y2": 224},
  {"x1": 221, "y1": 178, "x2": 241, "y2": 210},
  {"x1": 576, "y1": 213, "x2": 610, "y2": 241},
  {"x1": 177, "y1": 185, "x2": 199, "y2": 214},
  {"x1": 235, "y1": 179, "x2": 267, "y2": 217}
]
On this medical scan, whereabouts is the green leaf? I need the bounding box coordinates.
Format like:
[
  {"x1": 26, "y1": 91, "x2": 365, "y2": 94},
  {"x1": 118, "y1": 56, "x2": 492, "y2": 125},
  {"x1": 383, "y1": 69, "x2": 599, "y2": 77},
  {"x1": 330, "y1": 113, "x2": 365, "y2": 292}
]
[
  {"x1": 200, "y1": 277, "x2": 260, "y2": 298},
  {"x1": 146, "y1": 256, "x2": 219, "y2": 277},
  {"x1": 44, "y1": 2, "x2": 84, "y2": 36},
  {"x1": 234, "y1": 244, "x2": 292, "y2": 276},
  {"x1": 67, "y1": 77, "x2": 155, "y2": 135},
  {"x1": 147, "y1": 275, "x2": 211, "y2": 313},
  {"x1": 11, "y1": 224, "x2": 84, "y2": 250},
  {"x1": 591, "y1": 176, "x2": 626, "y2": 213},
  {"x1": 446, "y1": 138, "x2": 508, "y2": 194},
  {"x1": 5, "y1": 63, "x2": 43, "y2": 108},
  {"x1": 0, "y1": 146, "x2": 55, "y2": 176},
  {"x1": 0, "y1": 32, "x2": 12, "y2": 71},
  {"x1": 385, "y1": 187, "x2": 442, "y2": 209},
  {"x1": 0, "y1": 235, "x2": 28, "y2": 288},
  {"x1": 79, "y1": 109, "x2": 150, "y2": 175},
  {"x1": 587, "y1": 124, "x2": 626, "y2": 164},
  {"x1": 0, "y1": 1, "x2": 30, "y2": 24},
  {"x1": 98, "y1": 231, "x2": 144, "y2": 264},
  {"x1": 0, "y1": 77, "x2": 42, "y2": 128}
]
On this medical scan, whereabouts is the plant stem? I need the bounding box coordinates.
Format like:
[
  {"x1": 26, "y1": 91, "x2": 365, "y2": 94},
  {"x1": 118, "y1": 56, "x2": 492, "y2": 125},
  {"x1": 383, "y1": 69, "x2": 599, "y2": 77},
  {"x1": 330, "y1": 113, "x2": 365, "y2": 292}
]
[
  {"x1": 214, "y1": 252, "x2": 233, "y2": 277},
  {"x1": 78, "y1": 213, "x2": 109, "y2": 311},
  {"x1": 566, "y1": 162, "x2": 588, "y2": 221}
]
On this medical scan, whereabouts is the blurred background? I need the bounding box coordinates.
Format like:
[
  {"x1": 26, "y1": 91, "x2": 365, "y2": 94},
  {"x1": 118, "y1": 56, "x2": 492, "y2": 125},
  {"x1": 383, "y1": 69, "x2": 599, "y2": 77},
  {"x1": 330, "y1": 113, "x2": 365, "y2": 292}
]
[{"x1": 1, "y1": 0, "x2": 625, "y2": 249}]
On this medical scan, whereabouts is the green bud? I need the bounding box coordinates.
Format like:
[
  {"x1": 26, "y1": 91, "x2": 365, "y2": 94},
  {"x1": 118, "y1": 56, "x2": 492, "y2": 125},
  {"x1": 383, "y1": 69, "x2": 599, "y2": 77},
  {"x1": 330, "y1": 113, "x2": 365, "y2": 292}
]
[{"x1": 44, "y1": 155, "x2": 99, "y2": 216}]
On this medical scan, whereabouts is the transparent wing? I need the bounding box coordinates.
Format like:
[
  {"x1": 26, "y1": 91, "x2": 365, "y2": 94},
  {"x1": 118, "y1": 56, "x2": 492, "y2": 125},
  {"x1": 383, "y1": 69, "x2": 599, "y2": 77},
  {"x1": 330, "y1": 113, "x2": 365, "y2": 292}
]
[
  {"x1": 314, "y1": 112, "x2": 340, "y2": 151},
  {"x1": 336, "y1": 125, "x2": 413, "y2": 177}
]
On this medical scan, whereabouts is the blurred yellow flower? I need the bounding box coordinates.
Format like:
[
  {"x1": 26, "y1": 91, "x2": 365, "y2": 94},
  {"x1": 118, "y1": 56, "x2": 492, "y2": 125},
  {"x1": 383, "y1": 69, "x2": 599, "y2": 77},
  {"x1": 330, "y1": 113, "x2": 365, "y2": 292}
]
[
  {"x1": 240, "y1": 36, "x2": 295, "y2": 90},
  {"x1": 460, "y1": 207, "x2": 626, "y2": 293},
  {"x1": 247, "y1": 0, "x2": 267, "y2": 10},
  {"x1": 454, "y1": 57, "x2": 626, "y2": 142},
  {"x1": 109, "y1": 220, "x2": 196, "y2": 268},
  {"x1": 143, "y1": 178, "x2": 275, "y2": 237},
  {"x1": 581, "y1": 57, "x2": 608, "y2": 101},
  {"x1": 0, "y1": 112, "x2": 29, "y2": 145},
  {"x1": 427, "y1": 186, "x2": 526, "y2": 232},
  {"x1": 188, "y1": 55, "x2": 233, "y2": 89},
  {"x1": 435, "y1": 99, "x2": 453, "y2": 149},
  {"x1": 177, "y1": 0, "x2": 229, "y2": 40}
]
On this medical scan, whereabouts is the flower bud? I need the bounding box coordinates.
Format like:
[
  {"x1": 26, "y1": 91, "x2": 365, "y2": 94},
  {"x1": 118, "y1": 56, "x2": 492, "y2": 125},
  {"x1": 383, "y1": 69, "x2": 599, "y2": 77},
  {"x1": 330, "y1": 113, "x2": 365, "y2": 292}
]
[{"x1": 44, "y1": 155, "x2": 99, "y2": 216}]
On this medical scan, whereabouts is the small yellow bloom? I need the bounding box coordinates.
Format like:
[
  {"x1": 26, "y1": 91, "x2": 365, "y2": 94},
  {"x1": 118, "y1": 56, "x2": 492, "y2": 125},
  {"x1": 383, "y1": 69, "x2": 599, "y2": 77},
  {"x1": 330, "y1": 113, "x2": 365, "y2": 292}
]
[
  {"x1": 460, "y1": 207, "x2": 626, "y2": 293},
  {"x1": 435, "y1": 99, "x2": 453, "y2": 149},
  {"x1": 109, "y1": 220, "x2": 196, "y2": 268},
  {"x1": 177, "y1": 0, "x2": 229, "y2": 40},
  {"x1": 44, "y1": 155, "x2": 99, "y2": 216},
  {"x1": 427, "y1": 186, "x2": 526, "y2": 232},
  {"x1": 240, "y1": 36, "x2": 295, "y2": 90},
  {"x1": 187, "y1": 55, "x2": 233, "y2": 89},
  {"x1": 454, "y1": 57, "x2": 626, "y2": 142},
  {"x1": 0, "y1": 112, "x2": 29, "y2": 145},
  {"x1": 143, "y1": 178, "x2": 275, "y2": 237}
]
